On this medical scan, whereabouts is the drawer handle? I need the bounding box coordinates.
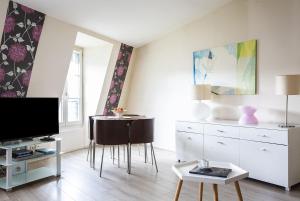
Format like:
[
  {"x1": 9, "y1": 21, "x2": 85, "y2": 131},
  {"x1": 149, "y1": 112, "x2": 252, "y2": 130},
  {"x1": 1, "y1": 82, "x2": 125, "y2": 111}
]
[
  {"x1": 258, "y1": 134, "x2": 268, "y2": 138},
  {"x1": 260, "y1": 148, "x2": 267, "y2": 151},
  {"x1": 187, "y1": 127, "x2": 192, "y2": 129},
  {"x1": 217, "y1": 130, "x2": 224, "y2": 133},
  {"x1": 217, "y1": 141, "x2": 224, "y2": 145}
]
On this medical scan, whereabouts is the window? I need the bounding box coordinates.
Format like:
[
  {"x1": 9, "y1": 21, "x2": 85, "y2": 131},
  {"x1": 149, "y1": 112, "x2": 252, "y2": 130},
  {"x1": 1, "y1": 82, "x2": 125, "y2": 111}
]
[{"x1": 59, "y1": 49, "x2": 83, "y2": 126}]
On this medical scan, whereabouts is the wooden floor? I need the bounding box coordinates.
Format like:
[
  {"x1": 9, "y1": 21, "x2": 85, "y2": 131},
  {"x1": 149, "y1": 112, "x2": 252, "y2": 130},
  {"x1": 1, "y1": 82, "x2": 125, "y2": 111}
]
[{"x1": 0, "y1": 146, "x2": 300, "y2": 201}]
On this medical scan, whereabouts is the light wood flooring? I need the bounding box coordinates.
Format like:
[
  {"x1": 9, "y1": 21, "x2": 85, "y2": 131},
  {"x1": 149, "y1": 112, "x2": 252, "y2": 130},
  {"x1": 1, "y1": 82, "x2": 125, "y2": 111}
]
[{"x1": 0, "y1": 146, "x2": 300, "y2": 201}]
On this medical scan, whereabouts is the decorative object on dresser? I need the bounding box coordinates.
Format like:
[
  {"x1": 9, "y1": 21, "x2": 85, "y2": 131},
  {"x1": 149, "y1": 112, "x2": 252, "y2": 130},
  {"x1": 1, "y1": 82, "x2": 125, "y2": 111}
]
[
  {"x1": 192, "y1": 84, "x2": 212, "y2": 100},
  {"x1": 275, "y1": 75, "x2": 300, "y2": 128},
  {"x1": 175, "y1": 120, "x2": 300, "y2": 191},
  {"x1": 112, "y1": 107, "x2": 127, "y2": 118},
  {"x1": 238, "y1": 106, "x2": 258, "y2": 125},
  {"x1": 192, "y1": 84, "x2": 213, "y2": 120}
]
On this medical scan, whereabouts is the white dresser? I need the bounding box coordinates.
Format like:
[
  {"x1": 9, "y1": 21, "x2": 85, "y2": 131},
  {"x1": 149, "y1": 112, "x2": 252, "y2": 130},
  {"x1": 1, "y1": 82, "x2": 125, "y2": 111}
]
[{"x1": 175, "y1": 120, "x2": 300, "y2": 190}]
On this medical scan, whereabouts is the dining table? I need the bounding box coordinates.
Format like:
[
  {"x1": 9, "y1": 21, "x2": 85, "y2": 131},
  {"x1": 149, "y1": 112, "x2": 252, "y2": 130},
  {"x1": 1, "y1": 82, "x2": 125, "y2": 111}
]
[{"x1": 90, "y1": 115, "x2": 157, "y2": 175}]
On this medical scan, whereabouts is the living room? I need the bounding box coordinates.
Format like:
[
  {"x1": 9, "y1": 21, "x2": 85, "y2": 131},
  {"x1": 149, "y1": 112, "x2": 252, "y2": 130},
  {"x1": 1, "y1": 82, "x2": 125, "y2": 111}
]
[{"x1": 0, "y1": 0, "x2": 299, "y2": 200}]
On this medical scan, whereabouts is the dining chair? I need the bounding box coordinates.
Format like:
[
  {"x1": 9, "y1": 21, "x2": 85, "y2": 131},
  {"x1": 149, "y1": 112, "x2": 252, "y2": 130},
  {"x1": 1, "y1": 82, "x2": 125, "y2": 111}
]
[
  {"x1": 123, "y1": 114, "x2": 150, "y2": 162},
  {"x1": 87, "y1": 116, "x2": 95, "y2": 166},
  {"x1": 94, "y1": 119, "x2": 130, "y2": 177},
  {"x1": 87, "y1": 115, "x2": 106, "y2": 166},
  {"x1": 128, "y1": 118, "x2": 158, "y2": 173}
]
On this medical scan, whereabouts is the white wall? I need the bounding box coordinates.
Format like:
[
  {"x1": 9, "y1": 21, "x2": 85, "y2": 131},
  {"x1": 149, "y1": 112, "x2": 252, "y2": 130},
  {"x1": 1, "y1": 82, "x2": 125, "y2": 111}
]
[
  {"x1": 96, "y1": 43, "x2": 122, "y2": 114},
  {"x1": 0, "y1": 0, "x2": 121, "y2": 152},
  {"x1": 127, "y1": 0, "x2": 300, "y2": 151},
  {"x1": 0, "y1": 0, "x2": 8, "y2": 40},
  {"x1": 83, "y1": 44, "x2": 113, "y2": 145},
  {"x1": 27, "y1": 17, "x2": 77, "y2": 98}
]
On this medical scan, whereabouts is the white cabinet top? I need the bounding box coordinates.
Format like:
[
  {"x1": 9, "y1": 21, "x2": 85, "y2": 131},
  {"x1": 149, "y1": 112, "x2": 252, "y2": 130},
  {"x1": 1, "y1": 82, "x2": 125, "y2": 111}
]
[{"x1": 177, "y1": 119, "x2": 300, "y2": 131}]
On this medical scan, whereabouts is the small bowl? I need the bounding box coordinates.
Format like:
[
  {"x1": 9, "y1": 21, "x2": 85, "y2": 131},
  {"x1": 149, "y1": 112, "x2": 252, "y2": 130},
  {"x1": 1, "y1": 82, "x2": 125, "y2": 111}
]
[{"x1": 112, "y1": 110, "x2": 126, "y2": 118}]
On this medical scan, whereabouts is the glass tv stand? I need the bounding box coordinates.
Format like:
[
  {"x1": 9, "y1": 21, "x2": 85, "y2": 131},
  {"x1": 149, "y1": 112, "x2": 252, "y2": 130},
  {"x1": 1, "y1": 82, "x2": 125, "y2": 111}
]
[{"x1": 0, "y1": 138, "x2": 61, "y2": 191}]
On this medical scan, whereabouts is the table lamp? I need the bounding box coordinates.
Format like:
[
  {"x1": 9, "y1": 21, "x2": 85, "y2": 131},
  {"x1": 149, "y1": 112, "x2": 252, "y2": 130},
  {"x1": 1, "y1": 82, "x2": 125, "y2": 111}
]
[
  {"x1": 193, "y1": 84, "x2": 212, "y2": 101},
  {"x1": 275, "y1": 75, "x2": 300, "y2": 128},
  {"x1": 193, "y1": 84, "x2": 212, "y2": 120}
]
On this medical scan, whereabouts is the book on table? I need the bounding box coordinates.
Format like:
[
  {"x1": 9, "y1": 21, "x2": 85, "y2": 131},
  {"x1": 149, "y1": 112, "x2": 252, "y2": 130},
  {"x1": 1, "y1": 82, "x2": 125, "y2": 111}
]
[{"x1": 189, "y1": 166, "x2": 232, "y2": 178}]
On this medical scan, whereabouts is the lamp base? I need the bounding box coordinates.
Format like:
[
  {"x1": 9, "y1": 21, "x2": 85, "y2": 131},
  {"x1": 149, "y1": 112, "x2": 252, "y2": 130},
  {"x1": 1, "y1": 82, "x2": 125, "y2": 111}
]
[{"x1": 278, "y1": 124, "x2": 295, "y2": 128}]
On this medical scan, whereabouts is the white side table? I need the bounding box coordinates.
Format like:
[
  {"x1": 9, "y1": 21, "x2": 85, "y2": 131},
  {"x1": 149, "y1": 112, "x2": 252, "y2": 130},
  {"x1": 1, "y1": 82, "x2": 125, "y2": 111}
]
[{"x1": 172, "y1": 161, "x2": 249, "y2": 201}]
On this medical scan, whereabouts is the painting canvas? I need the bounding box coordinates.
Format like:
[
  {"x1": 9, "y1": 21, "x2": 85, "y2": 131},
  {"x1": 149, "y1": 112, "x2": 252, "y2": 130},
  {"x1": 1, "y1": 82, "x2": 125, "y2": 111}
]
[{"x1": 193, "y1": 40, "x2": 257, "y2": 95}]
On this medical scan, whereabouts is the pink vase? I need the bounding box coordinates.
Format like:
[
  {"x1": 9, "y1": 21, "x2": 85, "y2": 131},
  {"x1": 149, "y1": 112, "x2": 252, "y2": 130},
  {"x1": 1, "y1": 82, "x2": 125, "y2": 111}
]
[{"x1": 239, "y1": 106, "x2": 258, "y2": 125}]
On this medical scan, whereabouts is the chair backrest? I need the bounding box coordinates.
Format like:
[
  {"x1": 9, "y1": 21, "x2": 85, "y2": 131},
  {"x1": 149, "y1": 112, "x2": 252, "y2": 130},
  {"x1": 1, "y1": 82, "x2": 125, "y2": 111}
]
[
  {"x1": 94, "y1": 119, "x2": 129, "y2": 145},
  {"x1": 89, "y1": 115, "x2": 106, "y2": 140},
  {"x1": 129, "y1": 118, "x2": 154, "y2": 144}
]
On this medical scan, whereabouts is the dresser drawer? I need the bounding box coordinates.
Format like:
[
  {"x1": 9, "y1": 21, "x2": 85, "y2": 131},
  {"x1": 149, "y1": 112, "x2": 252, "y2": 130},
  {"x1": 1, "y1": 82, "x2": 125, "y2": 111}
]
[
  {"x1": 240, "y1": 140, "x2": 288, "y2": 186},
  {"x1": 204, "y1": 124, "x2": 239, "y2": 138},
  {"x1": 176, "y1": 122, "x2": 203, "y2": 133},
  {"x1": 176, "y1": 131, "x2": 203, "y2": 161},
  {"x1": 204, "y1": 135, "x2": 239, "y2": 165},
  {"x1": 240, "y1": 127, "x2": 288, "y2": 145}
]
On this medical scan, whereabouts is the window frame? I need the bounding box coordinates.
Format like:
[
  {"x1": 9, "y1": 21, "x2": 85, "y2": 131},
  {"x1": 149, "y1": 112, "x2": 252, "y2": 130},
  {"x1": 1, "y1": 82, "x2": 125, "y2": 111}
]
[{"x1": 60, "y1": 47, "x2": 84, "y2": 127}]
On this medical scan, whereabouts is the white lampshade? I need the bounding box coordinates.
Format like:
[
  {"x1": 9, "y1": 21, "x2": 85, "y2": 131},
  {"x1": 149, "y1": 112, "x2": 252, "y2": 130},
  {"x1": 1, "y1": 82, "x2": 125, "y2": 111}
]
[
  {"x1": 193, "y1": 84, "x2": 211, "y2": 100},
  {"x1": 275, "y1": 75, "x2": 300, "y2": 95}
]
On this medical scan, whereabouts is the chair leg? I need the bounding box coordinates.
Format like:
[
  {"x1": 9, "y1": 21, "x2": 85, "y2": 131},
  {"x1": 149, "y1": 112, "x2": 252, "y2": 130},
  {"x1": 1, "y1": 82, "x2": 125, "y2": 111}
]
[
  {"x1": 138, "y1": 144, "x2": 141, "y2": 156},
  {"x1": 144, "y1": 143, "x2": 147, "y2": 163},
  {"x1": 127, "y1": 144, "x2": 131, "y2": 174},
  {"x1": 86, "y1": 141, "x2": 91, "y2": 161},
  {"x1": 129, "y1": 143, "x2": 132, "y2": 173},
  {"x1": 110, "y1": 146, "x2": 112, "y2": 159},
  {"x1": 92, "y1": 141, "x2": 96, "y2": 169},
  {"x1": 118, "y1": 145, "x2": 120, "y2": 168},
  {"x1": 100, "y1": 145, "x2": 105, "y2": 177},
  {"x1": 89, "y1": 141, "x2": 93, "y2": 167},
  {"x1": 113, "y1": 146, "x2": 115, "y2": 164},
  {"x1": 150, "y1": 143, "x2": 153, "y2": 165},
  {"x1": 150, "y1": 143, "x2": 158, "y2": 172},
  {"x1": 123, "y1": 145, "x2": 126, "y2": 163}
]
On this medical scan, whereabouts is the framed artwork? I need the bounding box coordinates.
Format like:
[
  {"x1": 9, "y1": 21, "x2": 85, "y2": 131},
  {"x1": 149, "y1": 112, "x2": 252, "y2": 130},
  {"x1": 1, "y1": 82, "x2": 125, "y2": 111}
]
[{"x1": 193, "y1": 39, "x2": 257, "y2": 95}]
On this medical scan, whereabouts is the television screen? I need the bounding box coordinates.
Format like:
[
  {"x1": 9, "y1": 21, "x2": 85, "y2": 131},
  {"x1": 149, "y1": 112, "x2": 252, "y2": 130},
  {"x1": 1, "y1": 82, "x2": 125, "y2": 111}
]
[{"x1": 0, "y1": 97, "x2": 59, "y2": 142}]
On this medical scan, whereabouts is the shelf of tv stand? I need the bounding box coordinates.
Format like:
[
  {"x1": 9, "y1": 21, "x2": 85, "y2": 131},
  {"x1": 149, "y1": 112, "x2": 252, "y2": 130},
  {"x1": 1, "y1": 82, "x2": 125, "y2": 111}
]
[
  {"x1": 0, "y1": 167, "x2": 57, "y2": 189},
  {"x1": 0, "y1": 138, "x2": 59, "y2": 150},
  {"x1": 0, "y1": 152, "x2": 58, "y2": 166}
]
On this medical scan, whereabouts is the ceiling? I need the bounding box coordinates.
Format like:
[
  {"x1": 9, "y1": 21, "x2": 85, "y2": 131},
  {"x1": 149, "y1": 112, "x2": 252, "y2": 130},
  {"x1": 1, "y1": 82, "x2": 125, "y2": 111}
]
[{"x1": 15, "y1": 0, "x2": 232, "y2": 47}]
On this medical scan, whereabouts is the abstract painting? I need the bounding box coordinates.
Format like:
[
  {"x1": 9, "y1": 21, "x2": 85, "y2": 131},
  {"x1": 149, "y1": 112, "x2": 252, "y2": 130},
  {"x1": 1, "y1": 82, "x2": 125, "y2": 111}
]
[{"x1": 193, "y1": 39, "x2": 257, "y2": 95}]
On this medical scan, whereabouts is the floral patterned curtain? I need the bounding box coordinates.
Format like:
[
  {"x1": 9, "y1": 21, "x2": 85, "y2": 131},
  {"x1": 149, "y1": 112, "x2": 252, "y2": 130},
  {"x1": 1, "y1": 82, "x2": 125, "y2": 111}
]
[
  {"x1": 103, "y1": 43, "x2": 133, "y2": 115},
  {"x1": 0, "y1": 1, "x2": 45, "y2": 97}
]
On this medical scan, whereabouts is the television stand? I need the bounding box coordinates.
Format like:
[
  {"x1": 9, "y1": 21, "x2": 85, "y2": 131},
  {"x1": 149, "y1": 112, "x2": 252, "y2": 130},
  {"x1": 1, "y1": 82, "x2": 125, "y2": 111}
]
[
  {"x1": 40, "y1": 136, "x2": 55, "y2": 142},
  {"x1": 0, "y1": 138, "x2": 61, "y2": 191}
]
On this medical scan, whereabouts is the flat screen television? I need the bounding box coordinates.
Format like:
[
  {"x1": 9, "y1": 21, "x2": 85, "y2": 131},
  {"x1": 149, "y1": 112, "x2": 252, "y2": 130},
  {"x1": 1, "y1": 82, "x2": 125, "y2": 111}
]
[{"x1": 0, "y1": 97, "x2": 59, "y2": 142}]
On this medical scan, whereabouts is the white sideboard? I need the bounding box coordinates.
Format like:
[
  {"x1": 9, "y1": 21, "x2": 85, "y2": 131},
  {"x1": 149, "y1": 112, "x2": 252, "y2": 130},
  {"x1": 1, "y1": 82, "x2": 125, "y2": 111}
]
[{"x1": 175, "y1": 120, "x2": 300, "y2": 191}]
